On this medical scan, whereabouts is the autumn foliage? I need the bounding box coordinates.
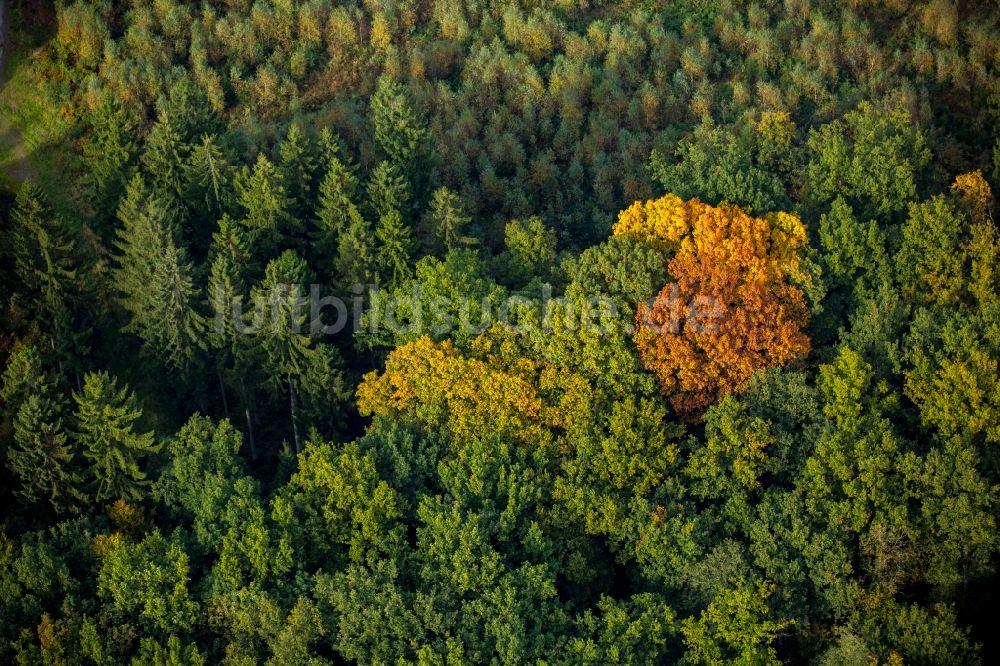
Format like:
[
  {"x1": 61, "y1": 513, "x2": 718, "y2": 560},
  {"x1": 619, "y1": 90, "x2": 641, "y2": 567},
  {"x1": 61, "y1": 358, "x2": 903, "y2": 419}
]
[
  {"x1": 616, "y1": 196, "x2": 812, "y2": 420},
  {"x1": 356, "y1": 333, "x2": 604, "y2": 447},
  {"x1": 357, "y1": 336, "x2": 547, "y2": 444},
  {"x1": 950, "y1": 170, "x2": 994, "y2": 223}
]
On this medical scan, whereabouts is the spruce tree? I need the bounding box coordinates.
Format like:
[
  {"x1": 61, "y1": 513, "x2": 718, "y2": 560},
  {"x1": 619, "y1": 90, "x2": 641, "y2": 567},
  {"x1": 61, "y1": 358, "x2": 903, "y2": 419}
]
[
  {"x1": 367, "y1": 160, "x2": 410, "y2": 223},
  {"x1": 113, "y1": 176, "x2": 207, "y2": 372},
  {"x1": 208, "y1": 214, "x2": 250, "y2": 350},
  {"x1": 1, "y1": 343, "x2": 51, "y2": 412},
  {"x1": 375, "y1": 209, "x2": 414, "y2": 287},
  {"x1": 316, "y1": 154, "x2": 360, "y2": 239},
  {"x1": 312, "y1": 153, "x2": 361, "y2": 272},
  {"x1": 9, "y1": 393, "x2": 85, "y2": 513},
  {"x1": 114, "y1": 176, "x2": 166, "y2": 333},
  {"x1": 142, "y1": 110, "x2": 190, "y2": 212},
  {"x1": 335, "y1": 208, "x2": 377, "y2": 288},
  {"x1": 428, "y1": 186, "x2": 473, "y2": 253},
  {"x1": 11, "y1": 184, "x2": 77, "y2": 309},
  {"x1": 253, "y1": 251, "x2": 314, "y2": 452},
  {"x1": 73, "y1": 371, "x2": 158, "y2": 502},
  {"x1": 82, "y1": 98, "x2": 138, "y2": 228},
  {"x1": 151, "y1": 237, "x2": 209, "y2": 371},
  {"x1": 207, "y1": 215, "x2": 250, "y2": 422},
  {"x1": 318, "y1": 128, "x2": 345, "y2": 166},
  {"x1": 186, "y1": 134, "x2": 234, "y2": 219},
  {"x1": 296, "y1": 343, "x2": 350, "y2": 439},
  {"x1": 157, "y1": 76, "x2": 219, "y2": 140},
  {"x1": 370, "y1": 75, "x2": 434, "y2": 205},
  {"x1": 278, "y1": 123, "x2": 318, "y2": 216},
  {"x1": 235, "y1": 153, "x2": 292, "y2": 251},
  {"x1": 10, "y1": 184, "x2": 89, "y2": 378}
]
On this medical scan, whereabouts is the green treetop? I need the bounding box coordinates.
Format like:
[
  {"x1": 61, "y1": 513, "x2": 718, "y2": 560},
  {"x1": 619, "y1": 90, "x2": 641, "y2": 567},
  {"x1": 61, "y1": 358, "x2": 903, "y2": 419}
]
[{"x1": 73, "y1": 371, "x2": 159, "y2": 502}]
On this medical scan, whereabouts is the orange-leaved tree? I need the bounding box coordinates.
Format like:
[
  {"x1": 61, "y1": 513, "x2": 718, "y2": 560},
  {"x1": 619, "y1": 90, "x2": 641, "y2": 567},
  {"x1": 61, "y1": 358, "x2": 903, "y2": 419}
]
[{"x1": 615, "y1": 196, "x2": 811, "y2": 421}]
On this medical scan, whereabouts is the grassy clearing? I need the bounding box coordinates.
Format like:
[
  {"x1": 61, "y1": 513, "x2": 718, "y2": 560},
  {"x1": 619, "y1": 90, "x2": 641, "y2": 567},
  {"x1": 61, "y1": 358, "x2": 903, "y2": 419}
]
[{"x1": 0, "y1": 21, "x2": 82, "y2": 215}]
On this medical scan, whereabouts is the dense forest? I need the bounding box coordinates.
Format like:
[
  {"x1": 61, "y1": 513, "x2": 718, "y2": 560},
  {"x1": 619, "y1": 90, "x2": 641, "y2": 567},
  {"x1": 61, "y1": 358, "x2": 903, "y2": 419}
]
[{"x1": 1, "y1": 0, "x2": 1000, "y2": 662}]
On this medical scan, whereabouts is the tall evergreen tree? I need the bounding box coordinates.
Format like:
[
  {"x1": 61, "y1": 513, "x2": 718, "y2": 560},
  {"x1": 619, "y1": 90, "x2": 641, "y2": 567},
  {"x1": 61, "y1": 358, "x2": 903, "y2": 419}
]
[
  {"x1": 151, "y1": 237, "x2": 209, "y2": 371},
  {"x1": 427, "y1": 186, "x2": 473, "y2": 253},
  {"x1": 8, "y1": 393, "x2": 85, "y2": 513},
  {"x1": 235, "y1": 154, "x2": 292, "y2": 251},
  {"x1": 113, "y1": 176, "x2": 207, "y2": 372},
  {"x1": 335, "y1": 208, "x2": 377, "y2": 288},
  {"x1": 73, "y1": 371, "x2": 158, "y2": 502},
  {"x1": 278, "y1": 123, "x2": 318, "y2": 217},
  {"x1": 186, "y1": 134, "x2": 234, "y2": 221},
  {"x1": 370, "y1": 75, "x2": 434, "y2": 205},
  {"x1": 375, "y1": 209, "x2": 414, "y2": 287},
  {"x1": 315, "y1": 154, "x2": 359, "y2": 241},
  {"x1": 141, "y1": 110, "x2": 190, "y2": 213},
  {"x1": 10, "y1": 184, "x2": 89, "y2": 378},
  {"x1": 253, "y1": 251, "x2": 314, "y2": 452},
  {"x1": 208, "y1": 214, "x2": 250, "y2": 350},
  {"x1": 157, "y1": 76, "x2": 219, "y2": 140},
  {"x1": 1, "y1": 343, "x2": 51, "y2": 413},
  {"x1": 11, "y1": 184, "x2": 77, "y2": 311},
  {"x1": 312, "y1": 153, "x2": 361, "y2": 275},
  {"x1": 113, "y1": 175, "x2": 166, "y2": 329},
  {"x1": 318, "y1": 128, "x2": 345, "y2": 167},
  {"x1": 207, "y1": 214, "x2": 251, "y2": 422},
  {"x1": 82, "y1": 98, "x2": 138, "y2": 229},
  {"x1": 296, "y1": 343, "x2": 350, "y2": 440},
  {"x1": 367, "y1": 160, "x2": 410, "y2": 223}
]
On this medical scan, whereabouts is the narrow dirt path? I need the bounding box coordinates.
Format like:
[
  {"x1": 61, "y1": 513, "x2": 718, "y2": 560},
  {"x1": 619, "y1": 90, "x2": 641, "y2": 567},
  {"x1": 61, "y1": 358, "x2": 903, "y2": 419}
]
[
  {"x1": 0, "y1": 0, "x2": 6, "y2": 71},
  {"x1": 0, "y1": 0, "x2": 40, "y2": 184}
]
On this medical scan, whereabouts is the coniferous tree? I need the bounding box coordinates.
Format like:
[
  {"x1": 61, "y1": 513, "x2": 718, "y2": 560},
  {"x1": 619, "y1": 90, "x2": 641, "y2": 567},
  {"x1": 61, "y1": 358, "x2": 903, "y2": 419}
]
[
  {"x1": 1, "y1": 343, "x2": 51, "y2": 413},
  {"x1": 151, "y1": 237, "x2": 209, "y2": 372},
  {"x1": 312, "y1": 153, "x2": 361, "y2": 277},
  {"x1": 186, "y1": 134, "x2": 234, "y2": 221},
  {"x1": 235, "y1": 153, "x2": 292, "y2": 251},
  {"x1": 375, "y1": 209, "x2": 414, "y2": 288},
  {"x1": 141, "y1": 110, "x2": 190, "y2": 213},
  {"x1": 370, "y1": 75, "x2": 434, "y2": 205},
  {"x1": 10, "y1": 184, "x2": 89, "y2": 378},
  {"x1": 371, "y1": 75, "x2": 427, "y2": 169},
  {"x1": 158, "y1": 76, "x2": 220, "y2": 140},
  {"x1": 278, "y1": 123, "x2": 318, "y2": 217},
  {"x1": 253, "y1": 251, "x2": 314, "y2": 452},
  {"x1": 11, "y1": 184, "x2": 77, "y2": 312},
  {"x1": 367, "y1": 160, "x2": 410, "y2": 223},
  {"x1": 297, "y1": 344, "x2": 351, "y2": 440},
  {"x1": 207, "y1": 214, "x2": 251, "y2": 421},
  {"x1": 317, "y1": 128, "x2": 345, "y2": 166},
  {"x1": 114, "y1": 176, "x2": 168, "y2": 332},
  {"x1": 113, "y1": 176, "x2": 207, "y2": 372},
  {"x1": 427, "y1": 186, "x2": 473, "y2": 253},
  {"x1": 82, "y1": 98, "x2": 138, "y2": 228},
  {"x1": 8, "y1": 393, "x2": 85, "y2": 513},
  {"x1": 315, "y1": 154, "x2": 359, "y2": 241},
  {"x1": 335, "y1": 208, "x2": 377, "y2": 288},
  {"x1": 208, "y1": 214, "x2": 250, "y2": 350},
  {"x1": 74, "y1": 371, "x2": 158, "y2": 502}
]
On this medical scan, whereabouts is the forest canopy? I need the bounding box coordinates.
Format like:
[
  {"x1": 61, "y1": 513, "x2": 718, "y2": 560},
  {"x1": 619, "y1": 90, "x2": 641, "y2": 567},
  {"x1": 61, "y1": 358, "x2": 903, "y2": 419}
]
[{"x1": 1, "y1": 0, "x2": 1000, "y2": 663}]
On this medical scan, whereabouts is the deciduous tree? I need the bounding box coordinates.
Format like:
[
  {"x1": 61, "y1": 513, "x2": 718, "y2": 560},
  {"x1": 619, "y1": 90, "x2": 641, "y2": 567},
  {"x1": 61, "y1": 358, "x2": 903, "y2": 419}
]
[{"x1": 621, "y1": 196, "x2": 812, "y2": 420}]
